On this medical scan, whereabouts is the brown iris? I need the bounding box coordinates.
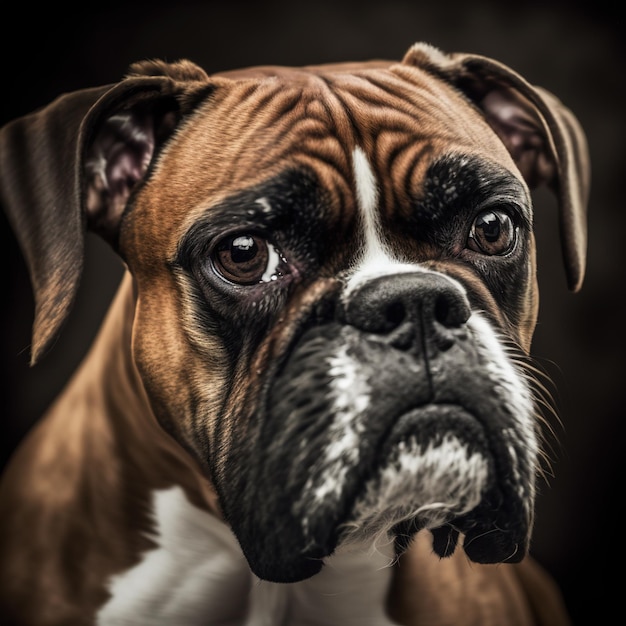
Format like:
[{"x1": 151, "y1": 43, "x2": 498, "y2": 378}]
[
  {"x1": 213, "y1": 234, "x2": 270, "y2": 285},
  {"x1": 467, "y1": 209, "x2": 516, "y2": 255}
]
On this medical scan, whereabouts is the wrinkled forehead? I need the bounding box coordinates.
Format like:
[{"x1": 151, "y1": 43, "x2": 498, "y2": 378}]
[
  {"x1": 172, "y1": 64, "x2": 516, "y2": 181},
  {"x1": 133, "y1": 64, "x2": 522, "y2": 251}
]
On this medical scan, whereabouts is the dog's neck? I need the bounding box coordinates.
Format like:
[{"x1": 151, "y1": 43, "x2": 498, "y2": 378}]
[
  {"x1": 247, "y1": 542, "x2": 397, "y2": 626},
  {"x1": 96, "y1": 484, "x2": 397, "y2": 626}
]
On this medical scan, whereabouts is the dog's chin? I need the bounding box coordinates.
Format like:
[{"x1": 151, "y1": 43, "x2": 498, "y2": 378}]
[
  {"x1": 340, "y1": 406, "x2": 490, "y2": 550},
  {"x1": 225, "y1": 403, "x2": 532, "y2": 584},
  {"x1": 339, "y1": 405, "x2": 530, "y2": 566}
]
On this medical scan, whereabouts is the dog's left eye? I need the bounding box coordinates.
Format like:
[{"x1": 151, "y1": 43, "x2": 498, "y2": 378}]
[
  {"x1": 467, "y1": 208, "x2": 516, "y2": 255},
  {"x1": 212, "y1": 233, "x2": 285, "y2": 285}
]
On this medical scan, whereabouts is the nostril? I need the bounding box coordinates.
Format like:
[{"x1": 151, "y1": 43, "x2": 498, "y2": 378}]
[
  {"x1": 434, "y1": 292, "x2": 470, "y2": 328},
  {"x1": 385, "y1": 301, "x2": 406, "y2": 328},
  {"x1": 434, "y1": 294, "x2": 451, "y2": 326}
]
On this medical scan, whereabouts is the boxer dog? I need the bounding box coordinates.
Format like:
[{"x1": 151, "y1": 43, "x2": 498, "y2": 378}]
[{"x1": 0, "y1": 42, "x2": 588, "y2": 625}]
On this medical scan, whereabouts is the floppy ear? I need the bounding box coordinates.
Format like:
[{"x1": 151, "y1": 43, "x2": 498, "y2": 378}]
[
  {"x1": 403, "y1": 42, "x2": 590, "y2": 293},
  {"x1": 0, "y1": 59, "x2": 211, "y2": 365}
]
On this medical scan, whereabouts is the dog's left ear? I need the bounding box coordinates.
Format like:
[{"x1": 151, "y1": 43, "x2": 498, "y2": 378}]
[
  {"x1": 0, "y1": 59, "x2": 212, "y2": 364},
  {"x1": 403, "y1": 43, "x2": 590, "y2": 293}
]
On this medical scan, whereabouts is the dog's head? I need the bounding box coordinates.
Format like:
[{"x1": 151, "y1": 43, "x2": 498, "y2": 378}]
[{"x1": 0, "y1": 43, "x2": 589, "y2": 583}]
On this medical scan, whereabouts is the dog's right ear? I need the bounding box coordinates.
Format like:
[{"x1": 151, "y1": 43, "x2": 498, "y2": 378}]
[
  {"x1": 402, "y1": 43, "x2": 590, "y2": 294},
  {"x1": 0, "y1": 59, "x2": 212, "y2": 365}
]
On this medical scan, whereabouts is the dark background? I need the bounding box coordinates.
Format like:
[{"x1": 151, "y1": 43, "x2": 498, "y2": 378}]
[{"x1": 1, "y1": 1, "x2": 623, "y2": 623}]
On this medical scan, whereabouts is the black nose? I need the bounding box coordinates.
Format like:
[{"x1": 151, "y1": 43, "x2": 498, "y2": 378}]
[{"x1": 342, "y1": 272, "x2": 471, "y2": 353}]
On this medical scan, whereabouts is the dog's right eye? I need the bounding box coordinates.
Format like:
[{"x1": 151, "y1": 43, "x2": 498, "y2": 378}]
[
  {"x1": 467, "y1": 208, "x2": 517, "y2": 256},
  {"x1": 211, "y1": 233, "x2": 285, "y2": 285}
]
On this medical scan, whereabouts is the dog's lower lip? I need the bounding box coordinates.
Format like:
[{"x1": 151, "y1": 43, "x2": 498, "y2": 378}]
[
  {"x1": 379, "y1": 403, "x2": 485, "y2": 451},
  {"x1": 340, "y1": 402, "x2": 532, "y2": 566},
  {"x1": 340, "y1": 403, "x2": 491, "y2": 532}
]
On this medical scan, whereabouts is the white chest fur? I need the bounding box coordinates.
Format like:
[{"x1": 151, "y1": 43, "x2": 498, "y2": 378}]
[{"x1": 97, "y1": 486, "x2": 399, "y2": 626}]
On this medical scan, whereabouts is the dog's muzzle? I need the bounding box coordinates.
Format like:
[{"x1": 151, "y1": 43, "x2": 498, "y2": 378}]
[{"x1": 222, "y1": 270, "x2": 537, "y2": 583}]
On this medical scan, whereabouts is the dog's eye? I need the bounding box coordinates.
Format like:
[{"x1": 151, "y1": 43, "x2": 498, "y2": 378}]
[
  {"x1": 467, "y1": 209, "x2": 516, "y2": 255},
  {"x1": 212, "y1": 233, "x2": 284, "y2": 285}
]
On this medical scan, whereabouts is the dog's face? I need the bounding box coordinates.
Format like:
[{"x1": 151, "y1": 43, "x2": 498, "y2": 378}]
[
  {"x1": 1, "y1": 43, "x2": 589, "y2": 584},
  {"x1": 122, "y1": 64, "x2": 539, "y2": 582}
]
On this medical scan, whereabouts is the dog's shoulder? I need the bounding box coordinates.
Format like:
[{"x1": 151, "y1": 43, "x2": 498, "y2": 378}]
[{"x1": 387, "y1": 533, "x2": 571, "y2": 626}]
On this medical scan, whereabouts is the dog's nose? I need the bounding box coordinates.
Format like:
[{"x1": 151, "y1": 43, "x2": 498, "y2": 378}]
[{"x1": 342, "y1": 272, "x2": 471, "y2": 352}]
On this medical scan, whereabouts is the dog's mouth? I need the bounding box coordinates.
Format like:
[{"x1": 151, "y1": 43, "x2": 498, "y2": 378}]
[
  {"x1": 221, "y1": 317, "x2": 537, "y2": 583},
  {"x1": 342, "y1": 403, "x2": 527, "y2": 565}
]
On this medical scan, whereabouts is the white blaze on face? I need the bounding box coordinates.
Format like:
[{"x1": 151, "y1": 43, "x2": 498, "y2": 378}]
[
  {"x1": 352, "y1": 146, "x2": 383, "y2": 259},
  {"x1": 347, "y1": 147, "x2": 466, "y2": 297}
]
